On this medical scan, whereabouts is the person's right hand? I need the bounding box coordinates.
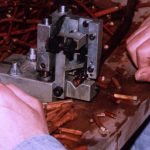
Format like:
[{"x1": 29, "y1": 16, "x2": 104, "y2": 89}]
[
  {"x1": 0, "y1": 84, "x2": 49, "y2": 150},
  {"x1": 127, "y1": 16, "x2": 150, "y2": 82}
]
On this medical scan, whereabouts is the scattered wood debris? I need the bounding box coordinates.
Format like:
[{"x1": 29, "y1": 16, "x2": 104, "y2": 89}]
[
  {"x1": 43, "y1": 100, "x2": 82, "y2": 149},
  {"x1": 113, "y1": 93, "x2": 138, "y2": 101},
  {"x1": 111, "y1": 77, "x2": 122, "y2": 90}
]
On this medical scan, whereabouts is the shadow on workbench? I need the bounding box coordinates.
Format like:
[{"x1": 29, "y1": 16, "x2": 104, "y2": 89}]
[{"x1": 122, "y1": 116, "x2": 150, "y2": 150}]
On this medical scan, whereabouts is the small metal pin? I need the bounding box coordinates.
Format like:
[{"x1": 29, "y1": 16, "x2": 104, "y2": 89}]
[
  {"x1": 9, "y1": 62, "x2": 22, "y2": 76},
  {"x1": 27, "y1": 48, "x2": 37, "y2": 61}
]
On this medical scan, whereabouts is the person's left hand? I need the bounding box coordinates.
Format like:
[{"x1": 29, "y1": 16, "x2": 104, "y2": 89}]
[{"x1": 0, "y1": 84, "x2": 49, "y2": 150}]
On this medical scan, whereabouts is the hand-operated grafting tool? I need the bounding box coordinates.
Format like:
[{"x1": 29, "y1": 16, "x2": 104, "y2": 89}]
[{"x1": 0, "y1": 5, "x2": 102, "y2": 102}]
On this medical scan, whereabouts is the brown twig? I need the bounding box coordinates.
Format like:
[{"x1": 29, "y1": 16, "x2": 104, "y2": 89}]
[
  {"x1": 49, "y1": 111, "x2": 77, "y2": 134},
  {"x1": 58, "y1": 127, "x2": 83, "y2": 136},
  {"x1": 104, "y1": 111, "x2": 117, "y2": 119},
  {"x1": 94, "y1": 6, "x2": 121, "y2": 18},
  {"x1": 0, "y1": 27, "x2": 37, "y2": 37},
  {"x1": 113, "y1": 93, "x2": 138, "y2": 101},
  {"x1": 111, "y1": 77, "x2": 122, "y2": 90},
  {"x1": 51, "y1": 103, "x2": 73, "y2": 123},
  {"x1": 46, "y1": 100, "x2": 73, "y2": 111},
  {"x1": 53, "y1": 134, "x2": 80, "y2": 142},
  {"x1": 74, "y1": 0, "x2": 96, "y2": 19},
  {"x1": 12, "y1": 38, "x2": 31, "y2": 48},
  {"x1": 46, "y1": 107, "x2": 62, "y2": 122}
]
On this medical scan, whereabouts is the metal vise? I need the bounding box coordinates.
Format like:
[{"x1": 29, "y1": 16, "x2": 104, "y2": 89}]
[{"x1": 0, "y1": 6, "x2": 103, "y2": 102}]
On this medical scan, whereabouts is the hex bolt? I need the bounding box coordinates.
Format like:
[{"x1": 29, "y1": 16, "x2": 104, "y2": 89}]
[
  {"x1": 89, "y1": 34, "x2": 95, "y2": 40},
  {"x1": 9, "y1": 62, "x2": 22, "y2": 76}
]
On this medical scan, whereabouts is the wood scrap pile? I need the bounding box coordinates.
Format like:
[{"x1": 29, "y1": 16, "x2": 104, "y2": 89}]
[{"x1": 43, "y1": 100, "x2": 87, "y2": 150}]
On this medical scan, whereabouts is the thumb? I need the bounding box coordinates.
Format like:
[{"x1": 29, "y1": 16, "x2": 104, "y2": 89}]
[{"x1": 135, "y1": 67, "x2": 150, "y2": 82}]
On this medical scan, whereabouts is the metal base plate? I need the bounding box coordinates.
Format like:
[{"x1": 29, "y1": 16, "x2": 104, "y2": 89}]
[{"x1": 0, "y1": 54, "x2": 97, "y2": 102}]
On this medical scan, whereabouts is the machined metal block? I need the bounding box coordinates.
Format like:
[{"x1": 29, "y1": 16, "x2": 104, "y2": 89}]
[
  {"x1": 0, "y1": 63, "x2": 53, "y2": 102},
  {"x1": 66, "y1": 79, "x2": 97, "y2": 101}
]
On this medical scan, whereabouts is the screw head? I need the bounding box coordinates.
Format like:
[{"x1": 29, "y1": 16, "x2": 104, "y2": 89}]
[
  {"x1": 83, "y1": 21, "x2": 89, "y2": 28},
  {"x1": 40, "y1": 63, "x2": 46, "y2": 69},
  {"x1": 95, "y1": 85, "x2": 100, "y2": 93},
  {"x1": 89, "y1": 34, "x2": 95, "y2": 40},
  {"x1": 88, "y1": 66, "x2": 94, "y2": 73},
  {"x1": 53, "y1": 86, "x2": 63, "y2": 97}
]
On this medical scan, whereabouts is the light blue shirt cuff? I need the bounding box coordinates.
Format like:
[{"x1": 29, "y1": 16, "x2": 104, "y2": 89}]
[{"x1": 13, "y1": 134, "x2": 67, "y2": 150}]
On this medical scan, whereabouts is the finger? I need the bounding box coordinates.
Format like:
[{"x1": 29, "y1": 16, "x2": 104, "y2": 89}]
[
  {"x1": 140, "y1": 16, "x2": 150, "y2": 27},
  {"x1": 127, "y1": 26, "x2": 150, "y2": 67},
  {"x1": 136, "y1": 38, "x2": 150, "y2": 68},
  {"x1": 127, "y1": 16, "x2": 150, "y2": 44},
  {"x1": 0, "y1": 84, "x2": 31, "y2": 113},
  {"x1": 135, "y1": 67, "x2": 150, "y2": 82},
  {"x1": 6, "y1": 84, "x2": 43, "y2": 113},
  {"x1": 127, "y1": 25, "x2": 148, "y2": 44}
]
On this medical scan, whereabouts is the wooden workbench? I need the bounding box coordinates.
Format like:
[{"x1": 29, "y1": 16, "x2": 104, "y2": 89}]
[{"x1": 64, "y1": 40, "x2": 150, "y2": 150}]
